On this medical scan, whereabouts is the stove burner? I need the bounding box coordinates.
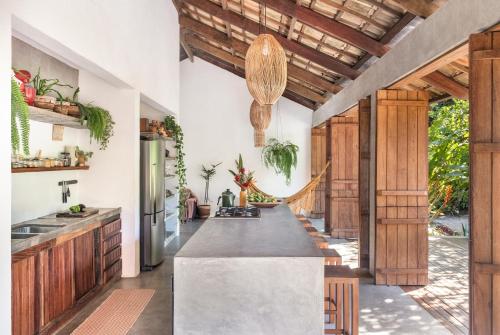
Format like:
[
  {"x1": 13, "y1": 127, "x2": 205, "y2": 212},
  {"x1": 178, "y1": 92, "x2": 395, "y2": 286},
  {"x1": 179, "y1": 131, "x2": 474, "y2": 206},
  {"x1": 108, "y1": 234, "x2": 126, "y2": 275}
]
[{"x1": 215, "y1": 207, "x2": 261, "y2": 218}]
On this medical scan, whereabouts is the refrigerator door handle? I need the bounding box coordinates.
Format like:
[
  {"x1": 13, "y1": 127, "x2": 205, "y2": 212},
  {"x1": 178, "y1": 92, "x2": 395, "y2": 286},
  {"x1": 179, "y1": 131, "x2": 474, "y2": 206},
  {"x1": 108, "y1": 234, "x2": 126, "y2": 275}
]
[{"x1": 152, "y1": 162, "x2": 157, "y2": 225}]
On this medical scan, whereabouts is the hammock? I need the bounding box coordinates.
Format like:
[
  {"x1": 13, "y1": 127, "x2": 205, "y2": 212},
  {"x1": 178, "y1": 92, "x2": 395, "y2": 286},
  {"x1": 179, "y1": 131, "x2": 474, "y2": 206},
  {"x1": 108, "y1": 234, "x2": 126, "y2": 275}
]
[{"x1": 248, "y1": 162, "x2": 330, "y2": 215}]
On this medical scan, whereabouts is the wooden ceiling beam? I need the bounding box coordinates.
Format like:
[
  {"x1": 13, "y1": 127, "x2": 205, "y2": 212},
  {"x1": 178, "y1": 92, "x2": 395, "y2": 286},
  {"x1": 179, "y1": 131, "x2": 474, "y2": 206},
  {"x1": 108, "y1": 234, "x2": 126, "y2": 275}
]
[
  {"x1": 352, "y1": 0, "x2": 401, "y2": 17},
  {"x1": 252, "y1": 0, "x2": 389, "y2": 57},
  {"x1": 449, "y1": 61, "x2": 469, "y2": 74},
  {"x1": 185, "y1": 34, "x2": 328, "y2": 105},
  {"x1": 182, "y1": 0, "x2": 360, "y2": 79},
  {"x1": 180, "y1": 31, "x2": 194, "y2": 62},
  {"x1": 386, "y1": 0, "x2": 441, "y2": 18},
  {"x1": 194, "y1": 50, "x2": 317, "y2": 110},
  {"x1": 319, "y1": 0, "x2": 387, "y2": 30},
  {"x1": 180, "y1": 16, "x2": 342, "y2": 93},
  {"x1": 421, "y1": 71, "x2": 468, "y2": 100}
]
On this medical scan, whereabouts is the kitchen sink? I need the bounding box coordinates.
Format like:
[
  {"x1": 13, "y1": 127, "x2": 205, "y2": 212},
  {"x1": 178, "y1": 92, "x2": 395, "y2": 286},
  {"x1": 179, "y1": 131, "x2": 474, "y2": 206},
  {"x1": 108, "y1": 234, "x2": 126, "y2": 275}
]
[
  {"x1": 12, "y1": 224, "x2": 64, "y2": 234},
  {"x1": 11, "y1": 233, "x2": 39, "y2": 239}
]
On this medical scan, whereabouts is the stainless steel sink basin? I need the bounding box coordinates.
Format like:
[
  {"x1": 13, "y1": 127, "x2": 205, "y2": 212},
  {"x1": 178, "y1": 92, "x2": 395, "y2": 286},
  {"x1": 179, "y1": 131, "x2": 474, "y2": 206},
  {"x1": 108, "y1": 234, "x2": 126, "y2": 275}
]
[
  {"x1": 11, "y1": 233, "x2": 39, "y2": 239},
  {"x1": 12, "y1": 224, "x2": 64, "y2": 234}
]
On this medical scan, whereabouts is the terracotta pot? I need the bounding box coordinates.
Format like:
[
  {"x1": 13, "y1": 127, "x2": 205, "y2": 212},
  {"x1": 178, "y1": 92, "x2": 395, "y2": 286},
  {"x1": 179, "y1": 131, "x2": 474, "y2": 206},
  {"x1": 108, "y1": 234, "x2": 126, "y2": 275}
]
[
  {"x1": 67, "y1": 104, "x2": 80, "y2": 117},
  {"x1": 54, "y1": 101, "x2": 71, "y2": 115},
  {"x1": 34, "y1": 95, "x2": 56, "y2": 110},
  {"x1": 76, "y1": 155, "x2": 87, "y2": 167},
  {"x1": 198, "y1": 204, "x2": 211, "y2": 219}
]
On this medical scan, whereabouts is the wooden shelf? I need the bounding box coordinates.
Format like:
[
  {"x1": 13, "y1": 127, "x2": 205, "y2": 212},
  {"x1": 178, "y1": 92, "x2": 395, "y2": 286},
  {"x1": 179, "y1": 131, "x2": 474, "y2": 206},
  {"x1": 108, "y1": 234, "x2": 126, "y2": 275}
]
[
  {"x1": 28, "y1": 106, "x2": 87, "y2": 129},
  {"x1": 12, "y1": 166, "x2": 90, "y2": 173},
  {"x1": 140, "y1": 132, "x2": 175, "y2": 141}
]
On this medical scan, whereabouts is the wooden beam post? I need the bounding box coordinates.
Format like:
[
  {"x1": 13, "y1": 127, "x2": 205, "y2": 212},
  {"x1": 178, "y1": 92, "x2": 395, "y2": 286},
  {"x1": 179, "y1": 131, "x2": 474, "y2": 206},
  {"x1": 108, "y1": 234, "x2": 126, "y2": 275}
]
[
  {"x1": 359, "y1": 98, "x2": 371, "y2": 269},
  {"x1": 421, "y1": 71, "x2": 469, "y2": 100}
]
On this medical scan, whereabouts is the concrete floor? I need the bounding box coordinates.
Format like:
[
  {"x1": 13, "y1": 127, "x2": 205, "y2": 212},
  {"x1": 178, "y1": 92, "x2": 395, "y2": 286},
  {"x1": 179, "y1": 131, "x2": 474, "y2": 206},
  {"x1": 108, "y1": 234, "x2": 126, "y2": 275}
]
[{"x1": 58, "y1": 219, "x2": 451, "y2": 335}]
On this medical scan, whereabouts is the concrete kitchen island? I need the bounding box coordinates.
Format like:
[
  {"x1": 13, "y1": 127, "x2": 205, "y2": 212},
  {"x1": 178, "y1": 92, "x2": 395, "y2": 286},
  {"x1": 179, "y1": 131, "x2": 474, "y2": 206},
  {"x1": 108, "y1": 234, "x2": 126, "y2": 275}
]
[{"x1": 174, "y1": 205, "x2": 324, "y2": 335}]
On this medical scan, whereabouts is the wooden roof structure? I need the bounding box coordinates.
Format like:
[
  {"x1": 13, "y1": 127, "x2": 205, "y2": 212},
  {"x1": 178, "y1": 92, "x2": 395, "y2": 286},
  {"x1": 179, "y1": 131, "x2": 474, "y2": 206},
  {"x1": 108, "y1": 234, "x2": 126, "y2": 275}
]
[{"x1": 176, "y1": 0, "x2": 456, "y2": 110}]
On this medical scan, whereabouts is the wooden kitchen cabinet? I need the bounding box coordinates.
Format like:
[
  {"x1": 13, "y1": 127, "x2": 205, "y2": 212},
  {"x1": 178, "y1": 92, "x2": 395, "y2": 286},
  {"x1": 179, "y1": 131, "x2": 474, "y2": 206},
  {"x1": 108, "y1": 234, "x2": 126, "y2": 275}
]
[
  {"x1": 74, "y1": 230, "x2": 97, "y2": 300},
  {"x1": 39, "y1": 239, "x2": 76, "y2": 326},
  {"x1": 11, "y1": 213, "x2": 122, "y2": 335},
  {"x1": 12, "y1": 256, "x2": 37, "y2": 335}
]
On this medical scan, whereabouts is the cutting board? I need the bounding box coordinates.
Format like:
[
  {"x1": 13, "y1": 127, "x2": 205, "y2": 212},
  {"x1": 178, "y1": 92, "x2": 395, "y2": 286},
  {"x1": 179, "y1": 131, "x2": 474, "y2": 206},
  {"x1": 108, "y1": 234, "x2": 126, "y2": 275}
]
[{"x1": 56, "y1": 207, "x2": 99, "y2": 218}]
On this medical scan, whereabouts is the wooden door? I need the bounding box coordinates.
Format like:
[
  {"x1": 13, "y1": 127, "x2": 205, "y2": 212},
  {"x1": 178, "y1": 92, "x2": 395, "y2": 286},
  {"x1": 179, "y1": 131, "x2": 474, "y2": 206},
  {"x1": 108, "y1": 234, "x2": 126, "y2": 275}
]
[
  {"x1": 74, "y1": 230, "x2": 96, "y2": 300},
  {"x1": 375, "y1": 89, "x2": 429, "y2": 285},
  {"x1": 12, "y1": 256, "x2": 36, "y2": 335},
  {"x1": 328, "y1": 114, "x2": 360, "y2": 238},
  {"x1": 358, "y1": 98, "x2": 371, "y2": 269},
  {"x1": 469, "y1": 30, "x2": 500, "y2": 335},
  {"x1": 40, "y1": 239, "x2": 75, "y2": 326},
  {"x1": 311, "y1": 127, "x2": 327, "y2": 218}
]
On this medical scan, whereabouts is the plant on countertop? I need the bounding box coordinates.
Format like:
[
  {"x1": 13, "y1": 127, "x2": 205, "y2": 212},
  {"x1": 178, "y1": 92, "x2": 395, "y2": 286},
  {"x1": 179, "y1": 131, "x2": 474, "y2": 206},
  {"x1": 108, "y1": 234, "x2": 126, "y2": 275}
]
[
  {"x1": 201, "y1": 162, "x2": 222, "y2": 205},
  {"x1": 11, "y1": 78, "x2": 30, "y2": 155},
  {"x1": 164, "y1": 115, "x2": 187, "y2": 221},
  {"x1": 262, "y1": 138, "x2": 298, "y2": 185},
  {"x1": 77, "y1": 103, "x2": 115, "y2": 150},
  {"x1": 229, "y1": 154, "x2": 254, "y2": 190}
]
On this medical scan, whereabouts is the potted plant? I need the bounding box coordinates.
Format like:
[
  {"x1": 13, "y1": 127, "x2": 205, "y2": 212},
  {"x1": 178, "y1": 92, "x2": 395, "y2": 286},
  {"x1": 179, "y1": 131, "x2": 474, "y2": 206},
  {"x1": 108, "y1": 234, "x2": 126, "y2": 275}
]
[
  {"x1": 262, "y1": 138, "x2": 299, "y2": 185},
  {"x1": 198, "y1": 162, "x2": 222, "y2": 219},
  {"x1": 77, "y1": 103, "x2": 115, "y2": 150},
  {"x1": 75, "y1": 146, "x2": 93, "y2": 166},
  {"x1": 31, "y1": 69, "x2": 71, "y2": 110},
  {"x1": 229, "y1": 154, "x2": 254, "y2": 207},
  {"x1": 59, "y1": 87, "x2": 81, "y2": 117}
]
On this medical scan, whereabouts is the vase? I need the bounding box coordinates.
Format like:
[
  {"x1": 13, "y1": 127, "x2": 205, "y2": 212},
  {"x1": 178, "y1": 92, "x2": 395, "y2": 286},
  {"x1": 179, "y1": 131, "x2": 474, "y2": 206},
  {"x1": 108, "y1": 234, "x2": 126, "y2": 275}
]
[{"x1": 239, "y1": 189, "x2": 247, "y2": 207}]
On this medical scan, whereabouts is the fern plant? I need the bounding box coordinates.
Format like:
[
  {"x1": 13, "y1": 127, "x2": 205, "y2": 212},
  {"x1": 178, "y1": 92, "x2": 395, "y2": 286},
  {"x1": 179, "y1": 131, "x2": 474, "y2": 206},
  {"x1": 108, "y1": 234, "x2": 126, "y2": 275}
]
[
  {"x1": 11, "y1": 79, "x2": 30, "y2": 155},
  {"x1": 262, "y1": 138, "x2": 298, "y2": 185},
  {"x1": 77, "y1": 103, "x2": 115, "y2": 150}
]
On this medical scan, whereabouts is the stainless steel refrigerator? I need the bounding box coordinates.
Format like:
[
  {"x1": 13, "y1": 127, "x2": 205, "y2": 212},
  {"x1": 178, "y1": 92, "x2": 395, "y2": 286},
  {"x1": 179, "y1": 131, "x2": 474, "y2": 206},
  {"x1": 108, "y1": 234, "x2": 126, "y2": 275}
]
[{"x1": 140, "y1": 138, "x2": 166, "y2": 270}]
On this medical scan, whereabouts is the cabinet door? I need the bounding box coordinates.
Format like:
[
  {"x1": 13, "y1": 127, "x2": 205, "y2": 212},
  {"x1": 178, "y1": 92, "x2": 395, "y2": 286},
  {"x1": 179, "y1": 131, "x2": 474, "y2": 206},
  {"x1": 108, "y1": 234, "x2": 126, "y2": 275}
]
[
  {"x1": 12, "y1": 256, "x2": 36, "y2": 335},
  {"x1": 40, "y1": 239, "x2": 75, "y2": 326},
  {"x1": 74, "y1": 230, "x2": 96, "y2": 300}
]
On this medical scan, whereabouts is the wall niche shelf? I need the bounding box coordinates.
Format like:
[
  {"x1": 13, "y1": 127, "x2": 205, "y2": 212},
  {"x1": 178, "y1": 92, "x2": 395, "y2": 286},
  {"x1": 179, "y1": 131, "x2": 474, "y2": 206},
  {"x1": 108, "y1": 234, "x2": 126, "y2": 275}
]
[
  {"x1": 12, "y1": 166, "x2": 90, "y2": 173},
  {"x1": 28, "y1": 106, "x2": 87, "y2": 129}
]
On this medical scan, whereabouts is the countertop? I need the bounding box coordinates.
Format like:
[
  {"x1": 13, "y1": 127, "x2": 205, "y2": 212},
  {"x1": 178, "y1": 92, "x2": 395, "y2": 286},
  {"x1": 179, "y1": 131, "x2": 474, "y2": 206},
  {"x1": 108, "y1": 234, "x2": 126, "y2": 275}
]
[
  {"x1": 12, "y1": 208, "x2": 121, "y2": 254},
  {"x1": 175, "y1": 205, "x2": 323, "y2": 258}
]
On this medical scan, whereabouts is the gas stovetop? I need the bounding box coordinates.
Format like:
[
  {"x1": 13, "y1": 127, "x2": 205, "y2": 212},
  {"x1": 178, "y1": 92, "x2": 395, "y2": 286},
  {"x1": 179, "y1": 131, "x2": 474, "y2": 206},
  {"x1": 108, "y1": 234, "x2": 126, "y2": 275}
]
[{"x1": 214, "y1": 207, "x2": 261, "y2": 219}]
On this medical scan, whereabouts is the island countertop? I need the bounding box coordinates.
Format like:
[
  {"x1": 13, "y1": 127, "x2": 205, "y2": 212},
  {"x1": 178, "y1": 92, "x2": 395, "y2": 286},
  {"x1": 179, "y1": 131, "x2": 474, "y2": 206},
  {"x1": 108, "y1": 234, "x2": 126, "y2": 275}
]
[{"x1": 175, "y1": 204, "x2": 323, "y2": 258}]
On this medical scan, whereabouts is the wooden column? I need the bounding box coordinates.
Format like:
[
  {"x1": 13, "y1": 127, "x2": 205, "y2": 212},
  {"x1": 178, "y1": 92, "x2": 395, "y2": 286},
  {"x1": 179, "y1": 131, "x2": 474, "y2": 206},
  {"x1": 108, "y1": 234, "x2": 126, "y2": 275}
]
[
  {"x1": 311, "y1": 126, "x2": 327, "y2": 219},
  {"x1": 375, "y1": 89, "x2": 429, "y2": 285},
  {"x1": 469, "y1": 30, "x2": 500, "y2": 335},
  {"x1": 328, "y1": 112, "x2": 360, "y2": 238},
  {"x1": 358, "y1": 98, "x2": 371, "y2": 269}
]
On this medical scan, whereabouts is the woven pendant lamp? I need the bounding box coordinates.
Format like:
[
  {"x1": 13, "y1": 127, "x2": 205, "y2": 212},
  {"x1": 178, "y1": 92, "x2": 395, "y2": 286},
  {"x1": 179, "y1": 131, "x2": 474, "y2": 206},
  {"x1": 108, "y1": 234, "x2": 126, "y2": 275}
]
[
  {"x1": 245, "y1": 34, "x2": 287, "y2": 106},
  {"x1": 250, "y1": 100, "x2": 272, "y2": 147}
]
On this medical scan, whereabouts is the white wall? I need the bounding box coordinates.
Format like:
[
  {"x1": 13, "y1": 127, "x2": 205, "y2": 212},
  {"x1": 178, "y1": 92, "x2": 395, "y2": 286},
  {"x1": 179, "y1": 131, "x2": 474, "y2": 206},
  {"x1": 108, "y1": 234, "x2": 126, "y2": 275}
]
[
  {"x1": 9, "y1": 0, "x2": 180, "y2": 115},
  {"x1": 78, "y1": 70, "x2": 140, "y2": 277},
  {"x1": 181, "y1": 58, "x2": 312, "y2": 204},
  {"x1": 0, "y1": 9, "x2": 12, "y2": 335}
]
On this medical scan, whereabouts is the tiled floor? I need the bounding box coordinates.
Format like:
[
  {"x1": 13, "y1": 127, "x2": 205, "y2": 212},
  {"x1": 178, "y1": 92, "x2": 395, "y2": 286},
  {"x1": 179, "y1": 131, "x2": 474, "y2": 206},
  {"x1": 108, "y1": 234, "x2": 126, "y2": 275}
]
[{"x1": 56, "y1": 220, "x2": 202, "y2": 335}]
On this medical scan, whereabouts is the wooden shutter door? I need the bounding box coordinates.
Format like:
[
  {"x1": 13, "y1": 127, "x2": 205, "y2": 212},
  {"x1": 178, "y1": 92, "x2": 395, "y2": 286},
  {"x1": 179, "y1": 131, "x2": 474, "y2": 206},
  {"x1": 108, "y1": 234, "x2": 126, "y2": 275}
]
[
  {"x1": 329, "y1": 114, "x2": 360, "y2": 238},
  {"x1": 311, "y1": 127, "x2": 327, "y2": 218},
  {"x1": 470, "y1": 30, "x2": 500, "y2": 335},
  {"x1": 359, "y1": 98, "x2": 371, "y2": 269},
  {"x1": 375, "y1": 89, "x2": 429, "y2": 286}
]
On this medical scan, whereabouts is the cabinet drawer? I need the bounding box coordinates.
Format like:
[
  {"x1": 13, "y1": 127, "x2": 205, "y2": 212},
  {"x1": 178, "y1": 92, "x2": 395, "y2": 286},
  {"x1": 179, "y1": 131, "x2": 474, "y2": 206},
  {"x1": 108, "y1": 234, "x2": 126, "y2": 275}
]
[
  {"x1": 102, "y1": 232, "x2": 121, "y2": 255},
  {"x1": 102, "y1": 219, "x2": 121, "y2": 240},
  {"x1": 103, "y1": 259, "x2": 122, "y2": 284},
  {"x1": 103, "y1": 246, "x2": 122, "y2": 270}
]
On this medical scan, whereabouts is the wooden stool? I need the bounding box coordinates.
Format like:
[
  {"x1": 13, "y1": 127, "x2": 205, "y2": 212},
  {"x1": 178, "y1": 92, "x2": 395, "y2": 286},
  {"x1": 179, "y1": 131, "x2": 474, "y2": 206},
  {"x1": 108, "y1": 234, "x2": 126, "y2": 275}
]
[
  {"x1": 322, "y1": 248, "x2": 342, "y2": 265},
  {"x1": 324, "y1": 265, "x2": 359, "y2": 335},
  {"x1": 305, "y1": 226, "x2": 320, "y2": 237},
  {"x1": 313, "y1": 236, "x2": 329, "y2": 249}
]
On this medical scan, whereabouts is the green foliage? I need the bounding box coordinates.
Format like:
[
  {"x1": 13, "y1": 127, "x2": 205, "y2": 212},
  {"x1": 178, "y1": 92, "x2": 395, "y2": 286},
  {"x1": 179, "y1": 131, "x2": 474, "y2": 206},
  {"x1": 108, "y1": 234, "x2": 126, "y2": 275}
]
[
  {"x1": 11, "y1": 79, "x2": 30, "y2": 155},
  {"x1": 201, "y1": 162, "x2": 221, "y2": 204},
  {"x1": 31, "y1": 68, "x2": 71, "y2": 99},
  {"x1": 429, "y1": 99, "x2": 469, "y2": 215},
  {"x1": 164, "y1": 115, "x2": 187, "y2": 220},
  {"x1": 77, "y1": 103, "x2": 115, "y2": 150},
  {"x1": 262, "y1": 138, "x2": 299, "y2": 185}
]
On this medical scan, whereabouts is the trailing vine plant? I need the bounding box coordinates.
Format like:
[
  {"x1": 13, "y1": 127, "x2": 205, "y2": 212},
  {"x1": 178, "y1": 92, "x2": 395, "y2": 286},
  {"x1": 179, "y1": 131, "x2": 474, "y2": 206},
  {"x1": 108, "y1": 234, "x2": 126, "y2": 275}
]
[
  {"x1": 77, "y1": 103, "x2": 115, "y2": 150},
  {"x1": 262, "y1": 138, "x2": 298, "y2": 185},
  {"x1": 164, "y1": 115, "x2": 187, "y2": 221},
  {"x1": 11, "y1": 78, "x2": 30, "y2": 155}
]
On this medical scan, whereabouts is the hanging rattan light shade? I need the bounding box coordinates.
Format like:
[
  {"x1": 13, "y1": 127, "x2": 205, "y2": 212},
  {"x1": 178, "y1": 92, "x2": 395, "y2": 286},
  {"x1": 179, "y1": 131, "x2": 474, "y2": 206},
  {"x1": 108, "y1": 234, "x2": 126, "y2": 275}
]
[
  {"x1": 245, "y1": 34, "x2": 287, "y2": 106},
  {"x1": 250, "y1": 100, "x2": 272, "y2": 147}
]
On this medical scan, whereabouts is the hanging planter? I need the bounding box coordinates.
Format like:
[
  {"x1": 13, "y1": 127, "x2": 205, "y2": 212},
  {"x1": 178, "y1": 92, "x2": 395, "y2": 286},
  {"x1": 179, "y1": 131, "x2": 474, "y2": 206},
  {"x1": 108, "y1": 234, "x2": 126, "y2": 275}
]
[
  {"x1": 262, "y1": 138, "x2": 299, "y2": 185},
  {"x1": 249, "y1": 100, "x2": 272, "y2": 147},
  {"x1": 245, "y1": 34, "x2": 287, "y2": 106}
]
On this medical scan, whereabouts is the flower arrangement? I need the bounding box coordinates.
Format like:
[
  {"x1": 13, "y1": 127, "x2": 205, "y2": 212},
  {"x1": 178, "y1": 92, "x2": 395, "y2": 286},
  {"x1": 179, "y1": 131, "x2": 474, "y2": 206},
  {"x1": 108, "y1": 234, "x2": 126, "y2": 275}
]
[{"x1": 229, "y1": 154, "x2": 254, "y2": 190}]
